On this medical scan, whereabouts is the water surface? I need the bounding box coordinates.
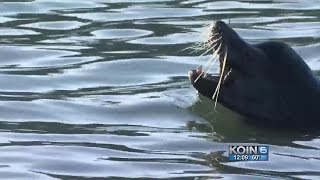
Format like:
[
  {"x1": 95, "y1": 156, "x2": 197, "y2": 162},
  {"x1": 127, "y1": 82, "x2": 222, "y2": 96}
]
[{"x1": 0, "y1": 0, "x2": 320, "y2": 179}]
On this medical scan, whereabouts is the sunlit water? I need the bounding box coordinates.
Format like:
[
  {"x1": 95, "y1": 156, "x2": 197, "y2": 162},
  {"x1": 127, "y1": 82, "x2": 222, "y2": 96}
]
[{"x1": 0, "y1": 0, "x2": 320, "y2": 179}]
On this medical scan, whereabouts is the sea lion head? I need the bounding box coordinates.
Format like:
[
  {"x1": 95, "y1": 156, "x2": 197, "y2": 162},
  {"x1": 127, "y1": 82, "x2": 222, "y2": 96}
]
[{"x1": 189, "y1": 21, "x2": 320, "y2": 125}]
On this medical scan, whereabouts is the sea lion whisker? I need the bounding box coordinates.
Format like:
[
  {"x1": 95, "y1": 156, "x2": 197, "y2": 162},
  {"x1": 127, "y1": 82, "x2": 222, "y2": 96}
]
[
  {"x1": 181, "y1": 36, "x2": 218, "y2": 54},
  {"x1": 209, "y1": 35, "x2": 223, "y2": 48},
  {"x1": 194, "y1": 65, "x2": 206, "y2": 83},
  {"x1": 212, "y1": 47, "x2": 228, "y2": 109},
  {"x1": 191, "y1": 48, "x2": 205, "y2": 54},
  {"x1": 204, "y1": 54, "x2": 218, "y2": 76},
  {"x1": 214, "y1": 47, "x2": 228, "y2": 104},
  {"x1": 201, "y1": 22, "x2": 216, "y2": 42},
  {"x1": 179, "y1": 46, "x2": 194, "y2": 52},
  {"x1": 187, "y1": 44, "x2": 207, "y2": 54},
  {"x1": 190, "y1": 43, "x2": 204, "y2": 49},
  {"x1": 223, "y1": 68, "x2": 232, "y2": 82},
  {"x1": 204, "y1": 42, "x2": 221, "y2": 70},
  {"x1": 217, "y1": 47, "x2": 226, "y2": 58},
  {"x1": 200, "y1": 42, "x2": 219, "y2": 57},
  {"x1": 190, "y1": 22, "x2": 221, "y2": 55},
  {"x1": 209, "y1": 33, "x2": 220, "y2": 39},
  {"x1": 203, "y1": 45, "x2": 221, "y2": 79},
  {"x1": 196, "y1": 41, "x2": 213, "y2": 50},
  {"x1": 194, "y1": 71, "x2": 204, "y2": 83},
  {"x1": 213, "y1": 42, "x2": 223, "y2": 58},
  {"x1": 179, "y1": 42, "x2": 207, "y2": 54},
  {"x1": 194, "y1": 56, "x2": 215, "y2": 83}
]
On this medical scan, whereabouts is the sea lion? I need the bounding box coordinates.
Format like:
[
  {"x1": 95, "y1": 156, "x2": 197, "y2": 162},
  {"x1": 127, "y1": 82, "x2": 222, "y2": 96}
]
[{"x1": 189, "y1": 21, "x2": 320, "y2": 128}]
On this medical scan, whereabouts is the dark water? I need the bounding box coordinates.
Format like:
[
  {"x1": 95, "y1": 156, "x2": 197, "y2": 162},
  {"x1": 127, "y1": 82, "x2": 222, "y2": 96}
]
[{"x1": 1, "y1": 0, "x2": 320, "y2": 179}]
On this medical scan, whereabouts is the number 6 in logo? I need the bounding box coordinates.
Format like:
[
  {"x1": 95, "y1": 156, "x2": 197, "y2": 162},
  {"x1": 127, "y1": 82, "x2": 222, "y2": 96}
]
[{"x1": 259, "y1": 146, "x2": 268, "y2": 154}]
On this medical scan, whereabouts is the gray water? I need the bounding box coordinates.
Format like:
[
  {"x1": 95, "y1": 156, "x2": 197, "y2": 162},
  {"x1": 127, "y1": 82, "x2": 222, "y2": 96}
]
[{"x1": 0, "y1": 0, "x2": 320, "y2": 179}]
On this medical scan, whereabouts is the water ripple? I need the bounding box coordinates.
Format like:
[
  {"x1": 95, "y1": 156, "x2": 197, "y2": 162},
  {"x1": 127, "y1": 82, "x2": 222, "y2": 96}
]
[{"x1": 0, "y1": 0, "x2": 320, "y2": 179}]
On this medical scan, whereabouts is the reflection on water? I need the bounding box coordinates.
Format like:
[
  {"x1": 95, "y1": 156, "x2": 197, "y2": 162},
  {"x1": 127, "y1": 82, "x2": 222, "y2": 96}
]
[{"x1": 0, "y1": 0, "x2": 320, "y2": 179}]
